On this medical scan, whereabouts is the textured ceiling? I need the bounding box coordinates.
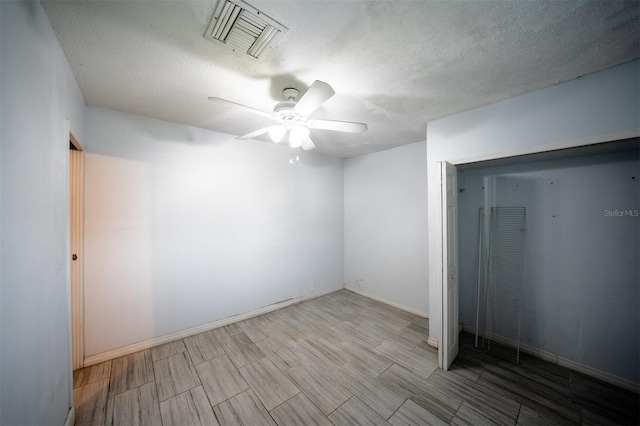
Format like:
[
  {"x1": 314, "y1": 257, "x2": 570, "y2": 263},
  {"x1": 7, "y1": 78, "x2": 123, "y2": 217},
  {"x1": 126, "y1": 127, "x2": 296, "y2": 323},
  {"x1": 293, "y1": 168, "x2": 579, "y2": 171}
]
[{"x1": 42, "y1": 0, "x2": 639, "y2": 158}]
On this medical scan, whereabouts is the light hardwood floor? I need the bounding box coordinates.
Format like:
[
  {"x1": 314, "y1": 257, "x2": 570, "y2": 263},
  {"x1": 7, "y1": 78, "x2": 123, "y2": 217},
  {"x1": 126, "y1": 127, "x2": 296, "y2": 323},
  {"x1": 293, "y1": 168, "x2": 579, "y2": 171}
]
[{"x1": 73, "y1": 290, "x2": 639, "y2": 425}]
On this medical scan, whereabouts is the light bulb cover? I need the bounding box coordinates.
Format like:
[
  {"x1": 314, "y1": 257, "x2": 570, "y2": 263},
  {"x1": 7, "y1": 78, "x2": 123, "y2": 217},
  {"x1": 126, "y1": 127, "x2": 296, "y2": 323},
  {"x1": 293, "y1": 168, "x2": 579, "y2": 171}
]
[
  {"x1": 289, "y1": 124, "x2": 310, "y2": 148},
  {"x1": 289, "y1": 136, "x2": 302, "y2": 148},
  {"x1": 268, "y1": 126, "x2": 287, "y2": 143}
]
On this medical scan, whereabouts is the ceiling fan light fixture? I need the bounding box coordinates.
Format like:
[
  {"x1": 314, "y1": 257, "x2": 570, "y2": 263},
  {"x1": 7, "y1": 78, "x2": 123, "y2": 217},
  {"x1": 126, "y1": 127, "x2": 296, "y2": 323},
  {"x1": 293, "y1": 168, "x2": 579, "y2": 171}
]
[
  {"x1": 289, "y1": 124, "x2": 309, "y2": 148},
  {"x1": 208, "y1": 80, "x2": 368, "y2": 152},
  {"x1": 289, "y1": 136, "x2": 302, "y2": 149},
  {"x1": 268, "y1": 126, "x2": 287, "y2": 143}
]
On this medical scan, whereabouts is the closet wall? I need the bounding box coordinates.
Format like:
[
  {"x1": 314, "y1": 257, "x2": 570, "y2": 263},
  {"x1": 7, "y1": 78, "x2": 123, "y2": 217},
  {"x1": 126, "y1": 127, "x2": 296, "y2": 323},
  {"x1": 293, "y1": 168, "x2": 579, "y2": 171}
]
[{"x1": 457, "y1": 144, "x2": 640, "y2": 384}]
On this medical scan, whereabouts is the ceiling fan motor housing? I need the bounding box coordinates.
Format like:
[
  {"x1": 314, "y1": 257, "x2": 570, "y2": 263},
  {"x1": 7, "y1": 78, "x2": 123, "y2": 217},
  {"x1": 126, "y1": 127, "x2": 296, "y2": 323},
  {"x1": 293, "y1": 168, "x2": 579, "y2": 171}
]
[
  {"x1": 274, "y1": 101, "x2": 305, "y2": 128},
  {"x1": 282, "y1": 87, "x2": 299, "y2": 101}
]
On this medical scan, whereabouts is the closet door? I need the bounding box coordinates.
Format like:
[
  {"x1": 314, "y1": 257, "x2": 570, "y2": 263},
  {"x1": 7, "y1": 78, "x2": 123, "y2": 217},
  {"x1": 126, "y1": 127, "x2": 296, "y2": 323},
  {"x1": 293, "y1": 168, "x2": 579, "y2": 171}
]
[{"x1": 440, "y1": 161, "x2": 458, "y2": 370}]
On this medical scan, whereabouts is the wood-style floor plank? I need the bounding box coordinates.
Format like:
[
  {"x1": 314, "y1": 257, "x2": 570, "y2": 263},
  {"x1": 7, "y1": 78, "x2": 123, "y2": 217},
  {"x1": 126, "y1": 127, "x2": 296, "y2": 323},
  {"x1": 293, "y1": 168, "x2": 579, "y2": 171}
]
[
  {"x1": 338, "y1": 339, "x2": 394, "y2": 376},
  {"x1": 74, "y1": 378, "x2": 110, "y2": 425},
  {"x1": 255, "y1": 334, "x2": 300, "y2": 371},
  {"x1": 284, "y1": 365, "x2": 352, "y2": 415},
  {"x1": 449, "y1": 401, "x2": 503, "y2": 426},
  {"x1": 328, "y1": 396, "x2": 392, "y2": 426},
  {"x1": 153, "y1": 351, "x2": 201, "y2": 402},
  {"x1": 110, "y1": 382, "x2": 162, "y2": 426},
  {"x1": 581, "y1": 407, "x2": 622, "y2": 426},
  {"x1": 569, "y1": 370, "x2": 639, "y2": 425},
  {"x1": 269, "y1": 392, "x2": 332, "y2": 426},
  {"x1": 238, "y1": 318, "x2": 268, "y2": 343},
  {"x1": 289, "y1": 340, "x2": 340, "y2": 373},
  {"x1": 150, "y1": 339, "x2": 186, "y2": 362},
  {"x1": 378, "y1": 363, "x2": 461, "y2": 424},
  {"x1": 300, "y1": 337, "x2": 348, "y2": 370},
  {"x1": 238, "y1": 357, "x2": 300, "y2": 411},
  {"x1": 159, "y1": 386, "x2": 219, "y2": 426},
  {"x1": 441, "y1": 353, "x2": 484, "y2": 383},
  {"x1": 74, "y1": 360, "x2": 112, "y2": 389},
  {"x1": 213, "y1": 389, "x2": 277, "y2": 426},
  {"x1": 374, "y1": 340, "x2": 437, "y2": 379},
  {"x1": 72, "y1": 290, "x2": 639, "y2": 426},
  {"x1": 109, "y1": 349, "x2": 154, "y2": 397},
  {"x1": 183, "y1": 331, "x2": 225, "y2": 365},
  {"x1": 515, "y1": 404, "x2": 577, "y2": 426},
  {"x1": 477, "y1": 368, "x2": 580, "y2": 424},
  {"x1": 388, "y1": 398, "x2": 448, "y2": 426},
  {"x1": 427, "y1": 369, "x2": 521, "y2": 425},
  {"x1": 334, "y1": 364, "x2": 406, "y2": 419},
  {"x1": 220, "y1": 332, "x2": 266, "y2": 368},
  {"x1": 331, "y1": 321, "x2": 387, "y2": 348},
  {"x1": 210, "y1": 322, "x2": 244, "y2": 340},
  {"x1": 195, "y1": 354, "x2": 249, "y2": 407}
]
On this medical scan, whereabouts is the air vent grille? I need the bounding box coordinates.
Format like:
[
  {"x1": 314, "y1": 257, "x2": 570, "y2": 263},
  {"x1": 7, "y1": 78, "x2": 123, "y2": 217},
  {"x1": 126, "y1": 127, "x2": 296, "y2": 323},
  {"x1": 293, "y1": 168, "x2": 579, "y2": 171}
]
[{"x1": 206, "y1": 0, "x2": 287, "y2": 58}]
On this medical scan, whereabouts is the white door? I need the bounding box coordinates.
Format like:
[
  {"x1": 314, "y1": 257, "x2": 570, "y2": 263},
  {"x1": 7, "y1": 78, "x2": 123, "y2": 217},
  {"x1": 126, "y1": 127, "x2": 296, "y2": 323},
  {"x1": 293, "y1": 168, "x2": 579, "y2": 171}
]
[{"x1": 440, "y1": 161, "x2": 459, "y2": 370}]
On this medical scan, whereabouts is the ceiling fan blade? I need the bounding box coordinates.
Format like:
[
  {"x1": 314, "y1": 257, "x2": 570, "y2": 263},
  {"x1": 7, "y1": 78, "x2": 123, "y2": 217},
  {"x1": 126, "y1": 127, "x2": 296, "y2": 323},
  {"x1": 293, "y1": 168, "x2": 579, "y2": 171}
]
[
  {"x1": 237, "y1": 126, "x2": 277, "y2": 140},
  {"x1": 300, "y1": 137, "x2": 316, "y2": 151},
  {"x1": 208, "y1": 97, "x2": 273, "y2": 119},
  {"x1": 293, "y1": 80, "x2": 335, "y2": 117},
  {"x1": 307, "y1": 119, "x2": 367, "y2": 133}
]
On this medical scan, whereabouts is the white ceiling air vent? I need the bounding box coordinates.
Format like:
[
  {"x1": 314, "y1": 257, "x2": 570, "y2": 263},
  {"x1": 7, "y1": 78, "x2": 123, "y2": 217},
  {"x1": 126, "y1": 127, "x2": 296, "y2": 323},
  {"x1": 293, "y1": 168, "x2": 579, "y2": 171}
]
[{"x1": 205, "y1": 0, "x2": 287, "y2": 59}]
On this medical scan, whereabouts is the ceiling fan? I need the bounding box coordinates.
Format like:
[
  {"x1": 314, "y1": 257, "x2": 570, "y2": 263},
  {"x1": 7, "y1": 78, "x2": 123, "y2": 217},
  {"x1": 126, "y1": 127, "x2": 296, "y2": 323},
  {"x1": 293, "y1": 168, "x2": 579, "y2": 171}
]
[{"x1": 208, "y1": 80, "x2": 367, "y2": 151}]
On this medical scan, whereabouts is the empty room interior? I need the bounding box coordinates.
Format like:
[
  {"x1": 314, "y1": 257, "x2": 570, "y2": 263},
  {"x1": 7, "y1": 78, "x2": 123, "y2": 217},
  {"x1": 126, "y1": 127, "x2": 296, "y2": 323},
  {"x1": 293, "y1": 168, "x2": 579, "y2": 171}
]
[{"x1": 1, "y1": 1, "x2": 639, "y2": 425}]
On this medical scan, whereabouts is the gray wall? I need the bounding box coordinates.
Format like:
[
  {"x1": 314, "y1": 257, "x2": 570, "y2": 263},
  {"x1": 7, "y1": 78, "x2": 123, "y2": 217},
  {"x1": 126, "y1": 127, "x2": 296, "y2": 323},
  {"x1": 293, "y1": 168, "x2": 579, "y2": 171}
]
[
  {"x1": 1, "y1": 1, "x2": 86, "y2": 424},
  {"x1": 458, "y1": 146, "x2": 639, "y2": 383},
  {"x1": 83, "y1": 107, "x2": 344, "y2": 356},
  {"x1": 344, "y1": 142, "x2": 429, "y2": 314},
  {"x1": 426, "y1": 59, "x2": 640, "y2": 344}
]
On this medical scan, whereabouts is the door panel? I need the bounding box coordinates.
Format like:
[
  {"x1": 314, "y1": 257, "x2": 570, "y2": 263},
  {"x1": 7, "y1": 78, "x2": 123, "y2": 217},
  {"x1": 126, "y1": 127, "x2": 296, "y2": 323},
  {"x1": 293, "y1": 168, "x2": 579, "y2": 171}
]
[{"x1": 440, "y1": 161, "x2": 458, "y2": 370}]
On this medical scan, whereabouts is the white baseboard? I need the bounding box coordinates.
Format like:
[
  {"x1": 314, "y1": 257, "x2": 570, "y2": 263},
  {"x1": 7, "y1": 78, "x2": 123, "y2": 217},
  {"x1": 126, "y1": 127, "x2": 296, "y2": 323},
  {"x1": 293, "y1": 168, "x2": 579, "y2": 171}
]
[
  {"x1": 558, "y1": 356, "x2": 639, "y2": 394},
  {"x1": 427, "y1": 336, "x2": 439, "y2": 349},
  {"x1": 343, "y1": 285, "x2": 428, "y2": 318},
  {"x1": 461, "y1": 324, "x2": 558, "y2": 363},
  {"x1": 64, "y1": 407, "x2": 74, "y2": 426},
  {"x1": 84, "y1": 287, "x2": 341, "y2": 367},
  {"x1": 461, "y1": 324, "x2": 639, "y2": 393}
]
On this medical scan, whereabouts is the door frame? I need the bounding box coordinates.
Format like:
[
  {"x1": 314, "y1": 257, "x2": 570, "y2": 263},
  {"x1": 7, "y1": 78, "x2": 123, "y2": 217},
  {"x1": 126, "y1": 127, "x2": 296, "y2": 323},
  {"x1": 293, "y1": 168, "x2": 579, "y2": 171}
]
[{"x1": 66, "y1": 120, "x2": 85, "y2": 373}]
